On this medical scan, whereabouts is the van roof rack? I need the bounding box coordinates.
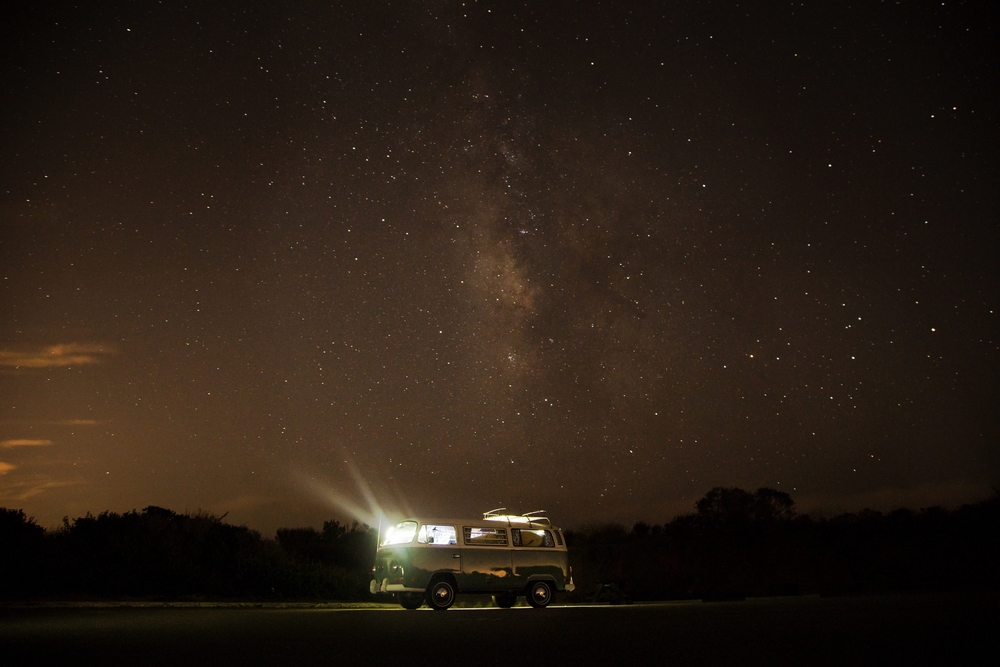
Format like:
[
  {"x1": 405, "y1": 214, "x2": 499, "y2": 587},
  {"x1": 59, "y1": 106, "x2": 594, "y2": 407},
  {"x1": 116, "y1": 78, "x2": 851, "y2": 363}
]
[{"x1": 482, "y1": 509, "x2": 552, "y2": 526}]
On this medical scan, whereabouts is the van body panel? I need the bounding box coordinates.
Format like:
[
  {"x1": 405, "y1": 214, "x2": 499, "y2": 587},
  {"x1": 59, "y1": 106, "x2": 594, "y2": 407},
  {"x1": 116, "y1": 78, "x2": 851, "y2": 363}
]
[
  {"x1": 512, "y1": 549, "x2": 568, "y2": 587},
  {"x1": 459, "y1": 544, "x2": 514, "y2": 591}
]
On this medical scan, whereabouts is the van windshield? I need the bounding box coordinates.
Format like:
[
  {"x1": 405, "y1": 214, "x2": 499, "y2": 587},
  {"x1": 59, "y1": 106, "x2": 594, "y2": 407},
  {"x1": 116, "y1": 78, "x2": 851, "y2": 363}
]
[{"x1": 382, "y1": 520, "x2": 417, "y2": 546}]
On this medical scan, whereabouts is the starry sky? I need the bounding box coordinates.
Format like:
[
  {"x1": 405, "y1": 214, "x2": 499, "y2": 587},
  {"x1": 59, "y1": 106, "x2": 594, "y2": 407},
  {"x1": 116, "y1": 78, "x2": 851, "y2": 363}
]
[{"x1": 1, "y1": 1, "x2": 997, "y2": 534}]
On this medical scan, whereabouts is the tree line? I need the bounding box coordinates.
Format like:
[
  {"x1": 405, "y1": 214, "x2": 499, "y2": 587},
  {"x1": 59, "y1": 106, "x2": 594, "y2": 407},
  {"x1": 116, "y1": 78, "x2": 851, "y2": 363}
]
[
  {"x1": 0, "y1": 506, "x2": 376, "y2": 601},
  {"x1": 2, "y1": 487, "x2": 997, "y2": 602},
  {"x1": 564, "y1": 487, "x2": 1000, "y2": 602}
]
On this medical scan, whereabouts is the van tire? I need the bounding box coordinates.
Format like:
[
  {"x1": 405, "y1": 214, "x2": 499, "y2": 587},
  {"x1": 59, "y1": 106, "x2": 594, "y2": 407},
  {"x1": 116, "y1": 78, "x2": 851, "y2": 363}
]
[
  {"x1": 399, "y1": 592, "x2": 423, "y2": 610},
  {"x1": 527, "y1": 580, "x2": 553, "y2": 608},
  {"x1": 493, "y1": 592, "x2": 516, "y2": 608},
  {"x1": 427, "y1": 580, "x2": 456, "y2": 610}
]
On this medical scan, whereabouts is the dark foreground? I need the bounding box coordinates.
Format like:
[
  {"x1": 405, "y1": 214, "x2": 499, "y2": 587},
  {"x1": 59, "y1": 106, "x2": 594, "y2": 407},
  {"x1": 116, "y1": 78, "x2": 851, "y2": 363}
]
[{"x1": 2, "y1": 593, "x2": 997, "y2": 666}]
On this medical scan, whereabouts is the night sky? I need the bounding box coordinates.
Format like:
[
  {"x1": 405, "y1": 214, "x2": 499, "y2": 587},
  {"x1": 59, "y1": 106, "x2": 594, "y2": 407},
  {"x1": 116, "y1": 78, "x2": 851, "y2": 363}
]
[{"x1": 2, "y1": 1, "x2": 996, "y2": 535}]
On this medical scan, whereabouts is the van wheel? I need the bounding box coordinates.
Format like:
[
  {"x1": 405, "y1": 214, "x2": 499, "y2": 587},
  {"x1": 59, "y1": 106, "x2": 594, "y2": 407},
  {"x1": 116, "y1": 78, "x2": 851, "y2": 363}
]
[
  {"x1": 399, "y1": 592, "x2": 423, "y2": 610},
  {"x1": 493, "y1": 592, "x2": 516, "y2": 608},
  {"x1": 427, "y1": 580, "x2": 455, "y2": 610},
  {"x1": 527, "y1": 581, "x2": 553, "y2": 608}
]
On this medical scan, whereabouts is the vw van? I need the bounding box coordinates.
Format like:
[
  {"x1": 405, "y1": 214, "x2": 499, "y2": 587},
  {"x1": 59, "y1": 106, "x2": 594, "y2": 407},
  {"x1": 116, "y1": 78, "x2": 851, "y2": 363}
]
[{"x1": 370, "y1": 510, "x2": 575, "y2": 610}]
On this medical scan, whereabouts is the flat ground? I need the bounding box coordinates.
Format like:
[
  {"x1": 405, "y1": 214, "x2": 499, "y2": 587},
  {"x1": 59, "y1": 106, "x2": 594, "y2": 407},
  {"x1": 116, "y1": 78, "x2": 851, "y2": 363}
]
[{"x1": 2, "y1": 593, "x2": 996, "y2": 666}]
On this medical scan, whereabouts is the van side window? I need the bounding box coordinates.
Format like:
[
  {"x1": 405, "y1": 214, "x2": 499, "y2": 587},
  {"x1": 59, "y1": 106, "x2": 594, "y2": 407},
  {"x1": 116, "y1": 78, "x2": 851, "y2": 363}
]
[
  {"x1": 513, "y1": 529, "x2": 554, "y2": 547},
  {"x1": 417, "y1": 524, "x2": 457, "y2": 545},
  {"x1": 464, "y1": 527, "x2": 508, "y2": 546}
]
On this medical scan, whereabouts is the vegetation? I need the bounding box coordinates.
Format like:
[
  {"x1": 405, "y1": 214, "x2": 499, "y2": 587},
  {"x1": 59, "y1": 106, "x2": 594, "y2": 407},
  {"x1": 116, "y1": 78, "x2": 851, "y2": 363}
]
[
  {"x1": 565, "y1": 487, "x2": 1000, "y2": 602},
  {"x1": 0, "y1": 506, "x2": 375, "y2": 601},
  {"x1": 2, "y1": 487, "x2": 997, "y2": 602}
]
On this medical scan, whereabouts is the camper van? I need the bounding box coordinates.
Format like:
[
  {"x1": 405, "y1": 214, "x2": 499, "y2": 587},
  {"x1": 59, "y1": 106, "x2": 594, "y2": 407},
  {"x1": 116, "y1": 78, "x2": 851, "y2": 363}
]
[{"x1": 370, "y1": 510, "x2": 575, "y2": 610}]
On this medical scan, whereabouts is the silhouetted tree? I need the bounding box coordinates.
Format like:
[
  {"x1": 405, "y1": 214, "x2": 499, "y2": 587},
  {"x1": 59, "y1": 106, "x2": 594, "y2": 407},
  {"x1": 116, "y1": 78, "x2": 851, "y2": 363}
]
[
  {"x1": 695, "y1": 487, "x2": 795, "y2": 526},
  {"x1": 276, "y1": 527, "x2": 325, "y2": 563},
  {"x1": 322, "y1": 519, "x2": 377, "y2": 570},
  {"x1": 696, "y1": 487, "x2": 756, "y2": 526},
  {"x1": 751, "y1": 488, "x2": 796, "y2": 522},
  {"x1": 0, "y1": 508, "x2": 49, "y2": 598}
]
